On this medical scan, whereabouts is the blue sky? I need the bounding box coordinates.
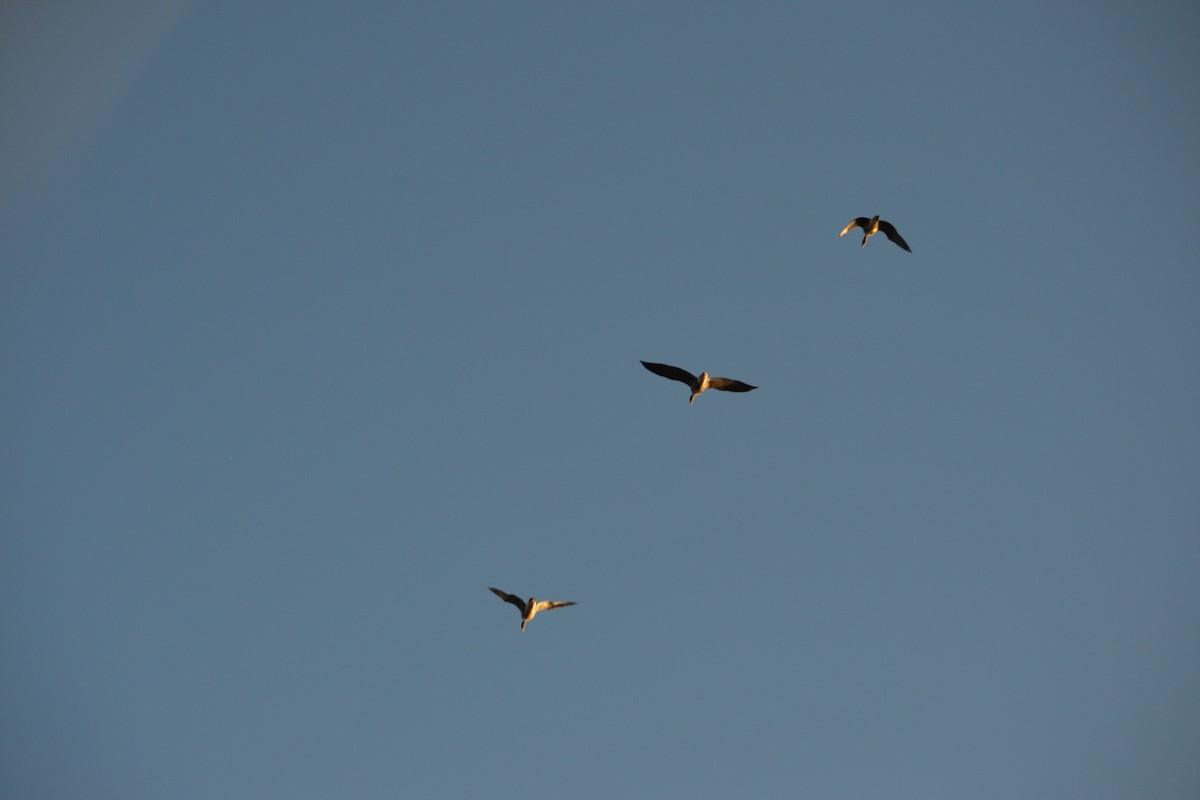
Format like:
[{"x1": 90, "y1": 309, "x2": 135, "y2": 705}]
[{"x1": 3, "y1": 2, "x2": 1198, "y2": 798}]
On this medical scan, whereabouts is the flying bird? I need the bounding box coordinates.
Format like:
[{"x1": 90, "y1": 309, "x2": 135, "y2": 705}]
[
  {"x1": 489, "y1": 587, "x2": 577, "y2": 632},
  {"x1": 640, "y1": 360, "x2": 757, "y2": 405},
  {"x1": 839, "y1": 215, "x2": 911, "y2": 252}
]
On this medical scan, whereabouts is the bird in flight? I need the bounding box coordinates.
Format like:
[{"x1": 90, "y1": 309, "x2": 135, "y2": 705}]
[
  {"x1": 839, "y1": 215, "x2": 911, "y2": 252},
  {"x1": 489, "y1": 587, "x2": 577, "y2": 632},
  {"x1": 640, "y1": 361, "x2": 757, "y2": 405}
]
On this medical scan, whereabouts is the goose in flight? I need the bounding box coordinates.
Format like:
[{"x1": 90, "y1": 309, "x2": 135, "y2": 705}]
[
  {"x1": 839, "y1": 215, "x2": 911, "y2": 252},
  {"x1": 640, "y1": 360, "x2": 757, "y2": 405},
  {"x1": 489, "y1": 587, "x2": 577, "y2": 632}
]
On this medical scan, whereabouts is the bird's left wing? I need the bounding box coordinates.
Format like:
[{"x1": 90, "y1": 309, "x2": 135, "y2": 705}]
[
  {"x1": 490, "y1": 587, "x2": 527, "y2": 611},
  {"x1": 839, "y1": 217, "x2": 870, "y2": 237},
  {"x1": 641, "y1": 361, "x2": 698, "y2": 387}
]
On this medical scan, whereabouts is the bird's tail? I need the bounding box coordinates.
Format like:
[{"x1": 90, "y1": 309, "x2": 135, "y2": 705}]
[{"x1": 860, "y1": 236, "x2": 868, "y2": 248}]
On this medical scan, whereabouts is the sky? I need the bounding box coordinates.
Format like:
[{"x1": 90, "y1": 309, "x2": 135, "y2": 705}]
[{"x1": 2, "y1": 2, "x2": 1198, "y2": 798}]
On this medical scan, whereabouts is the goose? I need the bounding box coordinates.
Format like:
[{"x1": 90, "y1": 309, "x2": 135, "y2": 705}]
[
  {"x1": 489, "y1": 587, "x2": 577, "y2": 632},
  {"x1": 640, "y1": 360, "x2": 757, "y2": 405},
  {"x1": 839, "y1": 215, "x2": 911, "y2": 252}
]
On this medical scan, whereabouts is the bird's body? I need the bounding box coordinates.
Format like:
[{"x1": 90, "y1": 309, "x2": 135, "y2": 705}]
[
  {"x1": 640, "y1": 361, "x2": 756, "y2": 404},
  {"x1": 489, "y1": 587, "x2": 576, "y2": 632},
  {"x1": 839, "y1": 215, "x2": 911, "y2": 252}
]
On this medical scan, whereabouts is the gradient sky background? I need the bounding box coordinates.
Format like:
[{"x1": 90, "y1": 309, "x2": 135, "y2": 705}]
[{"x1": 3, "y1": 2, "x2": 1199, "y2": 798}]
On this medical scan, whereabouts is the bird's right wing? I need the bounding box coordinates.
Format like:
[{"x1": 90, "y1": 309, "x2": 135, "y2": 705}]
[
  {"x1": 877, "y1": 221, "x2": 912, "y2": 252},
  {"x1": 839, "y1": 218, "x2": 870, "y2": 237},
  {"x1": 641, "y1": 361, "x2": 697, "y2": 387},
  {"x1": 707, "y1": 378, "x2": 757, "y2": 393},
  {"x1": 536, "y1": 600, "x2": 577, "y2": 612},
  {"x1": 489, "y1": 587, "x2": 526, "y2": 611}
]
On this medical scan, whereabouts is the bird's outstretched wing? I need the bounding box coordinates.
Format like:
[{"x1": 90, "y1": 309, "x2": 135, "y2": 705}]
[
  {"x1": 489, "y1": 587, "x2": 526, "y2": 612},
  {"x1": 534, "y1": 600, "x2": 577, "y2": 613},
  {"x1": 878, "y1": 220, "x2": 911, "y2": 252},
  {"x1": 641, "y1": 361, "x2": 698, "y2": 387},
  {"x1": 839, "y1": 217, "x2": 871, "y2": 237},
  {"x1": 707, "y1": 377, "x2": 757, "y2": 393}
]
